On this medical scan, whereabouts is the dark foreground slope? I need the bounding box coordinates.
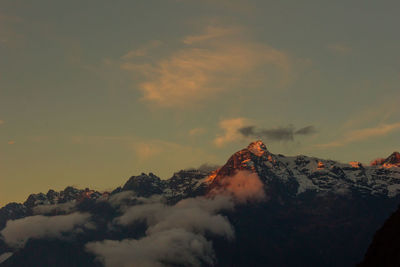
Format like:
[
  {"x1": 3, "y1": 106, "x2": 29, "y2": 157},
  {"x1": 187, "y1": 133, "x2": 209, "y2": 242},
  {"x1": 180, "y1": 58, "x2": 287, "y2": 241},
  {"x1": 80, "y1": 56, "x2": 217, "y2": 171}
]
[
  {"x1": 359, "y1": 204, "x2": 400, "y2": 267},
  {"x1": 1, "y1": 141, "x2": 400, "y2": 267}
]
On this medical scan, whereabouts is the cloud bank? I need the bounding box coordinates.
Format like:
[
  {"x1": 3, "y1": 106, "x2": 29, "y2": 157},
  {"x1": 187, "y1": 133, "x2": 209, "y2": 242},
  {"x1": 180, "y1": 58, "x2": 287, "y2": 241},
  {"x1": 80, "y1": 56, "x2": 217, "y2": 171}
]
[
  {"x1": 86, "y1": 196, "x2": 234, "y2": 267},
  {"x1": 86, "y1": 229, "x2": 214, "y2": 267},
  {"x1": 0, "y1": 212, "x2": 92, "y2": 248}
]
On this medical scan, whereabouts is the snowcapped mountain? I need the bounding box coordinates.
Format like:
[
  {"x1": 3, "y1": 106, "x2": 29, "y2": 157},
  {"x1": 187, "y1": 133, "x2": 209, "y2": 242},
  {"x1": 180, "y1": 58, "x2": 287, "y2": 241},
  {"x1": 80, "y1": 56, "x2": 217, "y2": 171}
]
[
  {"x1": 9, "y1": 140, "x2": 400, "y2": 211},
  {"x1": 1, "y1": 140, "x2": 400, "y2": 266}
]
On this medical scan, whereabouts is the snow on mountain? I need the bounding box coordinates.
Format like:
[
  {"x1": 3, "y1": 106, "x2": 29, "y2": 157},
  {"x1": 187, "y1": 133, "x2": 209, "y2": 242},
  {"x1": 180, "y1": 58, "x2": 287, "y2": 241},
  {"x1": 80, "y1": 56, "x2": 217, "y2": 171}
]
[{"x1": 2, "y1": 140, "x2": 400, "y2": 215}]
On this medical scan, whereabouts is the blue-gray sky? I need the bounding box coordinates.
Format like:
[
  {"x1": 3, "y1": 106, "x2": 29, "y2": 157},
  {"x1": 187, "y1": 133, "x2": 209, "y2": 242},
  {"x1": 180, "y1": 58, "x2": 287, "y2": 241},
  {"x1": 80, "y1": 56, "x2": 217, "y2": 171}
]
[{"x1": 1, "y1": 0, "x2": 399, "y2": 206}]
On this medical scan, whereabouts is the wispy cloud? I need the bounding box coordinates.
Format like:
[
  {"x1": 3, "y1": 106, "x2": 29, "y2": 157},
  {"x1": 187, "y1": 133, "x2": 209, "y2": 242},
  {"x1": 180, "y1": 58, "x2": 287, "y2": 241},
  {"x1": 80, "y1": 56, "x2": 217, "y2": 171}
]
[
  {"x1": 188, "y1": 127, "x2": 206, "y2": 137},
  {"x1": 342, "y1": 94, "x2": 400, "y2": 130},
  {"x1": 121, "y1": 40, "x2": 163, "y2": 60},
  {"x1": 121, "y1": 25, "x2": 292, "y2": 108},
  {"x1": 182, "y1": 25, "x2": 240, "y2": 45},
  {"x1": 0, "y1": 213, "x2": 92, "y2": 248},
  {"x1": 214, "y1": 117, "x2": 250, "y2": 147},
  {"x1": 327, "y1": 43, "x2": 352, "y2": 54},
  {"x1": 316, "y1": 122, "x2": 400, "y2": 148},
  {"x1": 0, "y1": 120, "x2": 4, "y2": 125}
]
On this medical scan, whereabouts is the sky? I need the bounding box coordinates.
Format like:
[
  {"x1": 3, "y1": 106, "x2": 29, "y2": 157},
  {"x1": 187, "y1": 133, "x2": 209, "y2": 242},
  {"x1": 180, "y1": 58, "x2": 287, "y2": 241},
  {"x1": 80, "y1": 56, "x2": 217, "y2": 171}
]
[{"x1": 1, "y1": 0, "x2": 399, "y2": 206}]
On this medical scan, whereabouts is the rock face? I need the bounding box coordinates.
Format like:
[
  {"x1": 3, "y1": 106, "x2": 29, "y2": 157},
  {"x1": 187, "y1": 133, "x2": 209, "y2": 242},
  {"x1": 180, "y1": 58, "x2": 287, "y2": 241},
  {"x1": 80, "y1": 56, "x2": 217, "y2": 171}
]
[
  {"x1": 1, "y1": 140, "x2": 400, "y2": 266},
  {"x1": 383, "y1": 151, "x2": 400, "y2": 167},
  {"x1": 122, "y1": 173, "x2": 165, "y2": 197}
]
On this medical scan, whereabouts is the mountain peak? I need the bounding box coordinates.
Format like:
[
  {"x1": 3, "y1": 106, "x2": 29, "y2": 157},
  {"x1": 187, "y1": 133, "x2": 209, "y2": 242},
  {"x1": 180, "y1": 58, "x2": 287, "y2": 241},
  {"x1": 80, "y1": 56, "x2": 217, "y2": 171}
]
[
  {"x1": 207, "y1": 141, "x2": 267, "y2": 187},
  {"x1": 247, "y1": 140, "x2": 268, "y2": 157},
  {"x1": 383, "y1": 151, "x2": 400, "y2": 167}
]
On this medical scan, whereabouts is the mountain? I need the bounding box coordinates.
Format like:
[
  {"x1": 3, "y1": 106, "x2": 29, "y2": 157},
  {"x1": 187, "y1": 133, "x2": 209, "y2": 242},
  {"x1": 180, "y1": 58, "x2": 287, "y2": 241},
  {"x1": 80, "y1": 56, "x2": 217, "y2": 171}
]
[
  {"x1": 359, "y1": 203, "x2": 400, "y2": 267},
  {"x1": 1, "y1": 140, "x2": 400, "y2": 266}
]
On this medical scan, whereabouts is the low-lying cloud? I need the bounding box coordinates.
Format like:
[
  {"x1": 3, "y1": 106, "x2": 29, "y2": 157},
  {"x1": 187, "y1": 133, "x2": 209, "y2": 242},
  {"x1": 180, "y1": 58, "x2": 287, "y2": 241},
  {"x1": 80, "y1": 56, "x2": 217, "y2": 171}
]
[
  {"x1": 86, "y1": 229, "x2": 215, "y2": 267},
  {"x1": 32, "y1": 202, "x2": 77, "y2": 215},
  {"x1": 210, "y1": 171, "x2": 266, "y2": 203},
  {"x1": 239, "y1": 125, "x2": 317, "y2": 142},
  {"x1": 86, "y1": 196, "x2": 235, "y2": 267},
  {"x1": 0, "y1": 212, "x2": 92, "y2": 248}
]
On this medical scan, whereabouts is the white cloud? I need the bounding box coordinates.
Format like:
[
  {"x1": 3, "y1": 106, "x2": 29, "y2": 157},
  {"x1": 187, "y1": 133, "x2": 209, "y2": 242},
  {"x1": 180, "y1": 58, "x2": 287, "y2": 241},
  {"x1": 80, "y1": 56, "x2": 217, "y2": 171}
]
[
  {"x1": 87, "y1": 196, "x2": 234, "y2": 267},
  {"x1": 114, "y1": 196, "x2": 234, "y2": 238},
  {"x1": 32, "y1": 202, "x2": 77, "y2": 215},
  {"x1": 0, "y1": 212, "x2": 92, "y2": 248},
  {"x1": 86, "y1": 229, "x2": 215, "y2": 267}
]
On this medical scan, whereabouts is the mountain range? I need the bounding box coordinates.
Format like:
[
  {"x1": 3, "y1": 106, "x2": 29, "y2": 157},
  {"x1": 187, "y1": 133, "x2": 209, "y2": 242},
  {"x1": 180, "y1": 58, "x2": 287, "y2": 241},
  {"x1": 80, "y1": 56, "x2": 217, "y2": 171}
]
[{"x1": 1, "y1": 140, "x2": 400, "y2": 266}]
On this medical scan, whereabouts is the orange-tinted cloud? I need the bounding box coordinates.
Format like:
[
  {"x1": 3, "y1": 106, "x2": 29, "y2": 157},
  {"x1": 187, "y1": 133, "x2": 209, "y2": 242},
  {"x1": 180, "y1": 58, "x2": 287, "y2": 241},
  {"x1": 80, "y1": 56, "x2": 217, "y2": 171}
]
[
  {"x1": 210, "y1": 171, "x2": 266, "y2": 203},
  {"x1": 121, "y1": 26, "x2": 292, "y2": 108},
  {"x1": 188, "y1": 127, "x2": 206, "y2": 136},
  {"x1": 327, "y1": 43, "x2": 352, "y2": 54},
  {"x1": 121, "y1": 40, "x2": 162, "y2": 59},
  {"x1": 317, "y1": 122, "x2": 400, "y2": 148},
  {"x1": 214, "y1": 117, "x2": 250, "y2": 147},
  {"x1": 7, "y1": 140, "x2": 15, "y2": 145},
  {"x1": 134, "y1": 142, "x2": 164, "y2": 160}
]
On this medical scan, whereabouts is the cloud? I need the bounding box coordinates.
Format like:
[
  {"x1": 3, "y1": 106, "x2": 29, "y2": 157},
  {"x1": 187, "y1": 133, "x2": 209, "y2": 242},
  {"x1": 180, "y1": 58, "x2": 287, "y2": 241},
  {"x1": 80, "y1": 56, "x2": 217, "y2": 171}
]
[
  {"x1": 121, "y1": 25, "x2": 292, "y2": 108},
  {"x1": 32, "y1": 202, "x2": 77, "y2": 215},
  {"x1": 183, "y1": 25, "x2": 240, "y2": 45},
  {"x1": 87, "y1": 196, "x2": 234, "y2": 267},
  {"x1": 239, "y1": 125, "x2": 317, "y2": 142},
  {"x1": 189, "y1": 127, "x2": 206, "y2": 136},
  {"x1": 210, "y1": 171, "x2": 266, "y2": 203},
  {"x1": 0, "y1": 212, "x2": 92, "y2": 248},
  {"x1": 0, "y1": 120, "x2": 4, "y2": 125},
  {"x1": 114, "y1": 196, "x2": 234, "y2": 238},
  {"x1": 214, "y1": 118, "x2": 316, "y2": 146},
  {"x1": 121, "y1": 40, "x2": 162, "y2": 59},
  {"x1": 134, "y1": 141, "x2": 164, "y2": 160},
  {"x1": 327, "y1": 43, "x2": 352, "y2": 54},
  {"x1": 342, "y1": 94, "x2": 400, "y2": 130},
  {"x1": 295, "y1": 125, "x2": 318, "y2": 135},
  {"x1": 317, "y1": 122, "x2": 400, "y2": 148},
  {"x1": 214, "y1": 117, "x2": 250, "y2": 147},
  {"x1": 196, "y1": 163, "x2": 220, "y2": 173},
  {"x1": 7, "y1": 140, "x2": 15, "y2": 145},
  {"x1": 86, "y1": 229, "x2": 215, "y2": 267}
]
